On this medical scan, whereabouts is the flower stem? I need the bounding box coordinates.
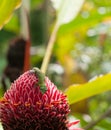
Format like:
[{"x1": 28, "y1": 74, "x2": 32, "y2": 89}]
[{"x1": 41, "y1": 23, "x2": 59, "y2": 74}]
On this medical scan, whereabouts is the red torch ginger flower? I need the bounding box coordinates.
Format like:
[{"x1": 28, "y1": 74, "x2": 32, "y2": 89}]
[{"x1": 0, "y1": 68, "x2": 82, "y2": 130}]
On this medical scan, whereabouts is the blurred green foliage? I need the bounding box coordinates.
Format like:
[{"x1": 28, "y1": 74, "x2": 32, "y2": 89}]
[{"x1": 0, "y1": 0, "x2": 111, "y2": 129}]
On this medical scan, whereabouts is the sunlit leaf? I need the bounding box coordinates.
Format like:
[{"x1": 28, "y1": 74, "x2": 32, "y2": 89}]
[
  {"x1": 65, "y1": 73, "x2": 111, "y2": 104},
  {"x1": 55, "y1": 33, "x2": 75, "y2": 65},
  {"x1": 58, "y1": 10, "x2": 111, "y2": 36},
  {"x1": 94, "y1": 0, "x2": 111, "y2": 6},
  {"x1": 4, "y1": 13, "x2": 20, "y2": 33},
  {"x1": 0, "y1": 0, "x2": 21, "y2": 29},
  {"x1": 51, "y1": 0, "x2": 84, "y2": 25}
]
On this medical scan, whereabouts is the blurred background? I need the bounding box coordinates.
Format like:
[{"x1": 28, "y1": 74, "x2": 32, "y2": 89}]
[{"x1": 0, "y1": 0, "x2": 111, "y2": 129}]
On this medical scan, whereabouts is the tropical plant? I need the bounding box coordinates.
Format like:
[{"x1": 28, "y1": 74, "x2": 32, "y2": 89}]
[{"x1": 0, "y1": 0, "x2": 111, "y2": 130}]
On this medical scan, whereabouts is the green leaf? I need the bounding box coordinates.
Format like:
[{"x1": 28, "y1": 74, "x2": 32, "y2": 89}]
[
  {"x1": 0, "y1": 0, "x2": 21, "y2": 29},
  {"x1": 93, "y1": 0, "x2": 111, "y2": 6},
  {"x1": 65, "y1": 73, "x2": 111, "y2": 104},
  {"x1": 4, "y1": 13, "x2": 20, "y2": 33},
  {"x1": 58, "y1": 10, "x2": 111, "y2": 36},
  {"x1": 51, "y1": 0, "x2": 84, "y2": 25}
]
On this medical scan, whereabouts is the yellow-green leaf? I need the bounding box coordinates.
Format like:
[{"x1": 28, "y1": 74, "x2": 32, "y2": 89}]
[
  {"x1": 65, "y1": 73, "x2": 111, "y2": 104},
  {"x1": 0, "y1": 0, "x2": 21, "y2": 29}
]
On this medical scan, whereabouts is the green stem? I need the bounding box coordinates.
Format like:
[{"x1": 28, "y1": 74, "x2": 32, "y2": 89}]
[{"x1": 41, "y1": 22, "x2": 59, "y2": 74}]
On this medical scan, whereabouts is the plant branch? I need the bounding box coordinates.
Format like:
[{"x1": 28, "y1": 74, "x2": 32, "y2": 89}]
[
  {"x1": 41, "y1": 23, "x2": 59, "y2": 74},
  {"x1": 20, "y1": 0, "x2": 30, "y2": 40},
  {"x1": 20, "y1": 0, "x2": 31, "y2": 71},
  {"x1": 84, "y1": 107, "x2": 111, "y2": 130}
]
